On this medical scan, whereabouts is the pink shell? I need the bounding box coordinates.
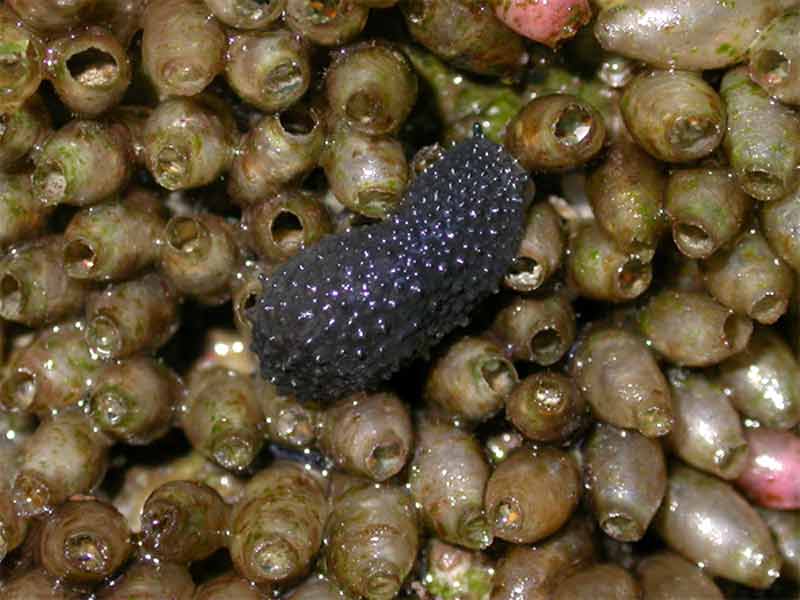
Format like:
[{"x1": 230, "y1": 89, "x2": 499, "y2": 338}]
[
  {"x1": 492, "y1": 0, "x2": 592, "y2": 48},
  {"x1": 736, "y1": 428, "x2": 800, "y2": 510}
]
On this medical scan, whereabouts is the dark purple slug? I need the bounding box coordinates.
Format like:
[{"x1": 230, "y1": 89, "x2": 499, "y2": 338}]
[{"x1": 249, "y1": 134, "x2": 532, "y2": 402}]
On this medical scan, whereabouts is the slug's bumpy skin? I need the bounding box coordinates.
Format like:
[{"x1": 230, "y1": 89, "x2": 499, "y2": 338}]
[{"x1": 250, "y1": 135, "x2": 531, "y2": 402}]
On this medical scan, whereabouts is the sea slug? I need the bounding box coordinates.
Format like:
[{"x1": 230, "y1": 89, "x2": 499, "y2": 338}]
[{"x1": 249, "y1": 133, "x2": 531, "y2": 402}]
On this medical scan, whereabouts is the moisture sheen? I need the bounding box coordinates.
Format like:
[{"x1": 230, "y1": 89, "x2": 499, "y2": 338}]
[{"x1": 249, "y1": 134, "x2": 531, "y2": 402}]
